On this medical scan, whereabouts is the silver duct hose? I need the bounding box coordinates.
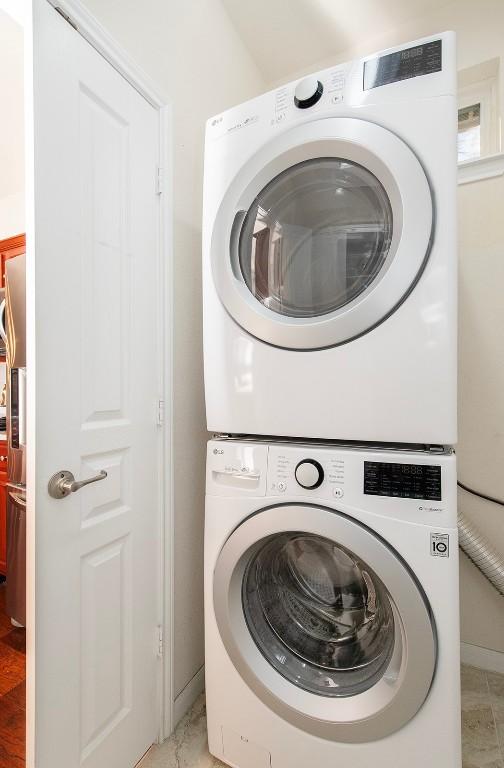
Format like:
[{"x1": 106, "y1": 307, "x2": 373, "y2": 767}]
[{"x1": 458, "y1": 509, "x2": 504, "y2": 596}]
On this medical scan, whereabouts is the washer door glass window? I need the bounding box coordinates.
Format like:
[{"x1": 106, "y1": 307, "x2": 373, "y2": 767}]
[
  {"x1": 243, "y1": 532, "x2": 394, "y2": 697},
  {"x1": 239, "y1": 159, "x2": 393, "y2": 319}
]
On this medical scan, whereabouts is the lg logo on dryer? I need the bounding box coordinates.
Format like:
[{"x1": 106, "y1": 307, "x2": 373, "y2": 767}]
[{"x1": 431, "y1": 533, "x2": 450, "y2": 558}]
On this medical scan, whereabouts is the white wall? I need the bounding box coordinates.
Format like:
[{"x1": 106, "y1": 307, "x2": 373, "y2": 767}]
[
  {"x1": 0, "y1": 8, "x2": 24, "y2": 239},
  {"x1": 79, "y1": 0, "x2": 264, "y2": 704},
  {"x1": 262, "y1": 0, "x2": 504, "y2": 655}
]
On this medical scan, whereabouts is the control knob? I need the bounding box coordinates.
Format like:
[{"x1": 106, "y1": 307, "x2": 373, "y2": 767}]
[
  {"x1": 295, "y1": 459, "x2": 324, "y2": 490},
  {"x1": 294, "y1": 76, "x2": 324, "y2": 109}
]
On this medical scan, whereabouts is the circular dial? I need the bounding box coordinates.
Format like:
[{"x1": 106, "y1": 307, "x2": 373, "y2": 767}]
[
  {"x1": 295, "y1": 459, "x2": 324, "y2": 489},
  {"x1": 294, "y1": 76, "x2": 324, "y2": 109}
]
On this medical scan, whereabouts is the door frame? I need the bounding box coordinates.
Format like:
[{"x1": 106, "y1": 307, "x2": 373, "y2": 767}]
[{"x1": 24, "y1": 1, "x2": 174, "y2": 763}]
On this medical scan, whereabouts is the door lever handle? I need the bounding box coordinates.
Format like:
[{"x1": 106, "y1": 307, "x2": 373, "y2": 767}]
[{"x1": 48, "y1": 469, "x2": 107, "y2": 499}]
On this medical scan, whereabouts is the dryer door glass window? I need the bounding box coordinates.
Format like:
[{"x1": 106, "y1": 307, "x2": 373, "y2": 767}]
[
  {"x1": 242, "y1": 532, "x2": 395, "y2": 697},
  {"x1": 238, "y1": 159, "x2": 393, "y2": 318}
]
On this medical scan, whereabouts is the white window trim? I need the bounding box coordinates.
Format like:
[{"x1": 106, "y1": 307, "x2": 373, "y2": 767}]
[
  {"x1": 457, "y1": 76, "x2": 499, "y2": 163},
  {"x1": 458, "y1": 152, "x2": 504, "y2": 185}
]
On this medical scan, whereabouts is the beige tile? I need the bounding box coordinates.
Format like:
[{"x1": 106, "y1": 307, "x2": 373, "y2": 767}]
[
  {"x1": 486, "y1": 670, "x2": 504, "y2": 758},
  {"x1": 139, "y1": 664, "x2": 503, "y2": 768},
  {"x1": 138, "y1": 694, "x2": 227, "y2": 768},
  {"x1": 462, "y1": 665, "x2": 491, "y2": 711},
  {"x1": 490, "y1": 702, "x2": 504, "y2": 758},
  {"x1": 488, "y1": 672, "x2": 504, "y2": 704},
  {"x1": 462, "y1": 706, "x2": 502, "y2": 767}
]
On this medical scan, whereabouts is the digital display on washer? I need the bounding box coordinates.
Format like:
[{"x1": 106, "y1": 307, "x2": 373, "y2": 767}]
[
  {"x1": 364, "y1": 461, "x2": 441, "y2": 500},
  {"x1": 363, "y1": 39, "x2": 442, "y2": 90}
]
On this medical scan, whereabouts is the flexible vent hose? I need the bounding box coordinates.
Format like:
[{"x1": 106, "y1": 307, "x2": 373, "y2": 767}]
[{"x1": 458, "y1": 483, "x2": 504, "y2": 597}]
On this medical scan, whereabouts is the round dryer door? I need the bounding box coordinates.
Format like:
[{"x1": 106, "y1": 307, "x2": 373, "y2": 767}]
[
  {"x1": 211, "y1": 118, "x2": 433, "y2": 349},
  {"x1": 213, "y1": 504, "x2": 436, "y2": 743}
]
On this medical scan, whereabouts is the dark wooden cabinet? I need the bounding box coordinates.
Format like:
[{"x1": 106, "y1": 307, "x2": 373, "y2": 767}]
[{"x1": 0, "y1": 233, "x2": 25, "y2": 289}]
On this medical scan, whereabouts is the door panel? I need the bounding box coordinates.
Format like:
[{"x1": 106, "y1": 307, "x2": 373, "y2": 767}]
[{"x1": 30, "y1": 2, "x2": 161, "y2": 766}]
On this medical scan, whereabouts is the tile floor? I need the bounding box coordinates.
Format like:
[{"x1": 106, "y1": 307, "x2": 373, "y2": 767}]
[
  {"x1": 139, "y1": 665, "x2": 504, "y2": 768},
  {"x1": 0, "y1": 581, "x2": 26, "y2": 768}
]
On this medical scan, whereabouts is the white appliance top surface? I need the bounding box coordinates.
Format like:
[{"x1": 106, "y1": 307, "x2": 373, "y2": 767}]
[{"x1": 206, "y1": 438, "x2": 456, "y2": 528}]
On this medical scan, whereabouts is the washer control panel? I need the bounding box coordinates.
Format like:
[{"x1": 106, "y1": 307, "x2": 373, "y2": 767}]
[
  {"x1": 268, "y1": 446, "x2": 345, "y2": 500},
  {"x1": 364, "y1": 461, "x2": 442, "y2": 500},
  {"x1": 207, "y1": 441, "x2": 456, "y2": 526}
]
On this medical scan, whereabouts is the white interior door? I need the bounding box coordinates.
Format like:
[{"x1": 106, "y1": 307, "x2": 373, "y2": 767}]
[{"x1": 27, "y1": 1, "x2": 163, "y2": 766}]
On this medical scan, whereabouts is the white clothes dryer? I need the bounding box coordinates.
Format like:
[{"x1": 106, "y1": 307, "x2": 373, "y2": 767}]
[
  {"x1": 203, "y1": 33, "x2": 457, "y2": 444},
  {"x1": 205, "y1": 438, "x2": 461, "y2": 768}
]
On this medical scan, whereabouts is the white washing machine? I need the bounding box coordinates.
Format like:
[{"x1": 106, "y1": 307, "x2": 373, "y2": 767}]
[
  {"x1": 205, "y1": 438, "x2": 461, "y2": 768},
  {"x1": 203, "y1": 32, "x2": 457, "y2": 444}
]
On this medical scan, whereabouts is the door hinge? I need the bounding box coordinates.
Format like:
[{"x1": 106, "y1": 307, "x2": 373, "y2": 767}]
[
  {"x1": 157, "y1": 626, "x2": 164, "y2": 658},
  {"x1": 53, "y1": 6, "x2": 79, "y2": 30},
  {"x1": 157, "y1": 398, "x2": 165, "y2": 426},
  {"x1": 155, "y1": 166, "x2": 164, "y2": 195}
]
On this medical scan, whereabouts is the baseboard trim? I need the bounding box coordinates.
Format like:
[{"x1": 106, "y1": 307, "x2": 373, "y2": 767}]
[
  {"x1": 173, "y1": 665, "x2": 205, "y2": 728},
  {"x1": 461, "y1": 642, "x2": 504, "y2": 674}
]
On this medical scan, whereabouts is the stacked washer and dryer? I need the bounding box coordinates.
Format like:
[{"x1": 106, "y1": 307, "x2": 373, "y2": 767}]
[{"x1": 203, "y1": 31, "x2": 460, "y2": 768}]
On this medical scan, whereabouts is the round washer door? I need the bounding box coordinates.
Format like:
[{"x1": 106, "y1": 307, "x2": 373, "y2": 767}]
[
  {"x1": 213, "y1": 504, "x2": 436, "y2": 743},
  {"x1": 211, "y1": 118, "x2": 433, "y2": 350}
]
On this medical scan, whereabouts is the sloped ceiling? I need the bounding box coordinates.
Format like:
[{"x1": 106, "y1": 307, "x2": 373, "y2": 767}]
[{"x1": 221, "y1": 0, "x2": 456, "y2": 83}]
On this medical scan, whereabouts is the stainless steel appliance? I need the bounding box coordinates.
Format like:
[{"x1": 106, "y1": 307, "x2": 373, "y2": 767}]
[
  {"x1": 5, "y1": 254, "x2": 26, "y2": 626},
  {"x1": 6, "y1": 487, "x2": 26, "y2": 626}
]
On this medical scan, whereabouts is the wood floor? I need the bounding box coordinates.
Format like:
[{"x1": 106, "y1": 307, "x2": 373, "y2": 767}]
[{"x1": 0, "y1": 581, "x2": 25, "y2": 768}]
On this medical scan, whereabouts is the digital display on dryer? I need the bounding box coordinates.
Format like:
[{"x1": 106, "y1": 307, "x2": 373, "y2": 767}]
[
  {"x1": 363, "y1": 40, "x2": 442, "y2": 90},
  {"x1": 364, "y1": 461, "x2": 441, "y2": 500}
]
